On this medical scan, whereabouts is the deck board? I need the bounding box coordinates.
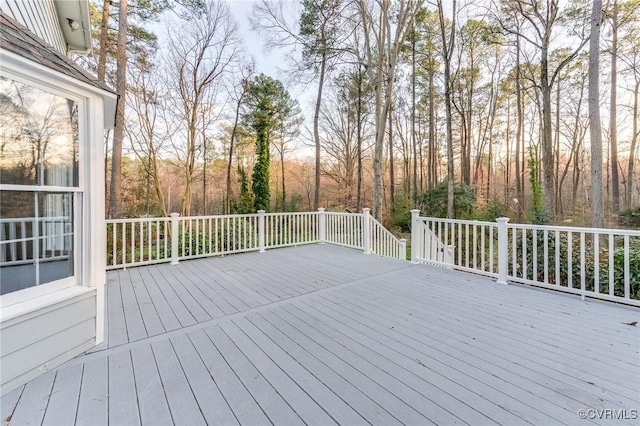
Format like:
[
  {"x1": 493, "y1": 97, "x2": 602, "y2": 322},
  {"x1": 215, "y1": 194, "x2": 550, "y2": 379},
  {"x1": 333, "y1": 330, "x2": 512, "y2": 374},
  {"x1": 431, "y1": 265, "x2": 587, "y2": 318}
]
[
  {"x1": 332, "y1": 281, "x2": 637, "y2": 405},
  {"x1": 169, "y1": 334, "x2": 239, "y2": 426},
  {"x1": 152, "y1": 339, "x2": 207, "y2": 426},
  {"x1": 3, "y1": 244, "x2": 638, "y2": 426},
  {"x1": 129, "y1": 268, "x2": 165, "y2": 338},
  {"x1": 204, "y1": 325, "x2": 305, "y2": 425},
  {"x1": 42, "y1": 363, "x2": 82, "y2": 426},
  {"x1": 130, "y1": 345, "x2": 173, "y2": 426},
  {"x1": 335, "y1": 273, "x2": 639, "y2": 403},
  {"x1": 107, "y1": 351, "x2": 140, "y2": 426},
  {"x1": 7, "y1": 372, "x2": 54, "y2": 426},
  {"x1": 75, "y1": 358, "x2": 108, "y2": 426}
]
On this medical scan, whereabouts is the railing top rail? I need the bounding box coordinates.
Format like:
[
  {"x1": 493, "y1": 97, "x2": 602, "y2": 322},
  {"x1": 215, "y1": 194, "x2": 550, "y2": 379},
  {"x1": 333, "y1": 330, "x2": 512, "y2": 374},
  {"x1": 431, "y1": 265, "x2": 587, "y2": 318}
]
[
  {"x1": 417, "y1": 215, "x2": 640, "y2": 236},
  {"x1": 325, "y1": 211, "x2": 364, "y2": 217},
  {"x1": 417, "y1": 216, "x2": 497, "y2": 227},
  {"x1": 264, "y1": 212, "x2": 318, "y2": 217},
  {"x1": 106, "y1": 217, "x2": 171, "y2": 224},
  {"x1": 506, "y1": 222, "x2": 640, "y2": 236},
  {"x1": 179, "y1": 214, "x2": 259, "y2": 220}
]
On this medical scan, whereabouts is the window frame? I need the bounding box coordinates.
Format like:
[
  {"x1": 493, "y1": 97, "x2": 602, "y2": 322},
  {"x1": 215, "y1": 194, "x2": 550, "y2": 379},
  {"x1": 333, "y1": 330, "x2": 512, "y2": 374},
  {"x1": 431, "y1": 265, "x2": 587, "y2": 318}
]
[{"x1": 0, "y1": 70, "x2": 88, "y2": 307}]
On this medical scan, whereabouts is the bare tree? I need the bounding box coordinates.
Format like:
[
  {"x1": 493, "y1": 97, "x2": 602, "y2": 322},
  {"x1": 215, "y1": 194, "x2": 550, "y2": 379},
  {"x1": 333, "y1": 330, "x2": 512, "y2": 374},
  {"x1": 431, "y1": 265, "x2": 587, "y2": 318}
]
[
  {"x1": 126, "y1": 59, "x2": 170, "y2": 217},
  {"x1": 496, "y1": 0, "x2": 590, "y2": 218},
  {"x1": 165, "y1": 0, "x2": 240, "y2": 216},
  {"x1": 357, "y1": 0, "x2": 424, "y2": 219}
]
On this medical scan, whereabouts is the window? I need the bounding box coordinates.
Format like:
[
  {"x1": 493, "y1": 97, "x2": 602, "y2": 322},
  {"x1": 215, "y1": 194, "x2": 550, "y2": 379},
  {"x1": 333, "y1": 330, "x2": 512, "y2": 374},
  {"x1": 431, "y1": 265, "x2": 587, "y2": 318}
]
[{"x1": 0, "y1": 77, "x2": 81, "y2": 296}]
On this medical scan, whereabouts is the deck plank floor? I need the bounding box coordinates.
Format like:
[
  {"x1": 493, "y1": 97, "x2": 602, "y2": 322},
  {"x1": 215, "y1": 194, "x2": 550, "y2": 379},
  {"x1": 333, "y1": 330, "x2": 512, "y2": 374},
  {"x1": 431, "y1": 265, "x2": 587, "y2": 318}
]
[{"x1": 2, "y1": 244, "x2": 639, "y2": 426}]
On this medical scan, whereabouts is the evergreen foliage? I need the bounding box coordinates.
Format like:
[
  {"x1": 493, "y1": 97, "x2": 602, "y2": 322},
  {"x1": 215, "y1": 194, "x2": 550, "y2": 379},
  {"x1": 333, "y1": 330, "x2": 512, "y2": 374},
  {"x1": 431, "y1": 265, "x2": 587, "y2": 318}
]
[
  {"x1": 243, "y1": 74, "x2": 297, "y2": 212},
  {"x1": 234, "y1": 164, "x2": 254, "y2": 214},
  {"x1": 417, "y1": 181, "x2": 477, "y2": 219}
]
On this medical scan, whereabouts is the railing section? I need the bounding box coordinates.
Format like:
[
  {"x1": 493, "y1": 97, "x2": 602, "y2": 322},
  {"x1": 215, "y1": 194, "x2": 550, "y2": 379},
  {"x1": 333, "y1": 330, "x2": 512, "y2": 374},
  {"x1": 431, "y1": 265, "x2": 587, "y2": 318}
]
[
  {"x1": 105, "y1": 209, "x2": 407, "y2": 270},
  {"x1": 369, "y1": 215, "x2": 407, "y2": 260},
  {"x1": 265, "y1": 212, "x2": 318, "y2": 249},
  {"x1": 106, "y1": 217, "x2": 171, "y2": 269},
  {"x1": 1, "y1": 216, "x2": 72, "y2": 266},
  {"x1": 325, "y1": 211, "x2": 365, "y2": 249},
  {"x1": 411, "y1": 213, "x2": 497, "y2": 278},
  {"x1": 505, "y1": 223, "x2": 640, "y2": 306},
  {"x1": 411, "y1": 211, "x2": 640, "y2": 307},
  {"x1": 178, "y1": 214, "x2": 260, "y2": 260}
]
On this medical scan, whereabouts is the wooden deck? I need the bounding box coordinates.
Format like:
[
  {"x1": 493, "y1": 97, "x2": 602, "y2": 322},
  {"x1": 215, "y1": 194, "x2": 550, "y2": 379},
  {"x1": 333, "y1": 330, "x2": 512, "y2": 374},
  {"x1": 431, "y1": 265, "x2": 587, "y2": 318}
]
[{"x1": 2, "y1": 244, "x2": 639, "y2": 426}]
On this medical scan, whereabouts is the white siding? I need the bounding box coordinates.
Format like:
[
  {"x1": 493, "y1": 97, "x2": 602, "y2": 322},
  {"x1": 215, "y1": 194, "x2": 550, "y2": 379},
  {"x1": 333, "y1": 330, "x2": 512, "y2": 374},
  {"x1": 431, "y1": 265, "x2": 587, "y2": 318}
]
[
  {"x1": 0, "y1": 0, "x2": 67, "y2": 54},
  {"x1": 0, "y1": 289, "x2": 97, "y2": 395}
]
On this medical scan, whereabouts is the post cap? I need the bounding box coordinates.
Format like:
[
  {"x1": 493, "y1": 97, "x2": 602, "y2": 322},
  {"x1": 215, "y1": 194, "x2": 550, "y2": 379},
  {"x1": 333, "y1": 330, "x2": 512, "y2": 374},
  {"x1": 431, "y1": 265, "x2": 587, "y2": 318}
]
[
  {"x1": 318, "y1": 208, "x2": 325, "y2": 212},
  {"x1": 170, "y1": 212, "x2": 180, "y2": 217},
  {"x1": 362, "y1": 208, "x2": 370, "y2": 213},
  {"x1": 410, "y1": 209, "x2": 420, "y2": 215},
  {"x1": 495, "y1": 217, "x2": 510, "y2": 223},
  {"x1": 257, "y1": 210, "x2": 266, "y2": 214}
]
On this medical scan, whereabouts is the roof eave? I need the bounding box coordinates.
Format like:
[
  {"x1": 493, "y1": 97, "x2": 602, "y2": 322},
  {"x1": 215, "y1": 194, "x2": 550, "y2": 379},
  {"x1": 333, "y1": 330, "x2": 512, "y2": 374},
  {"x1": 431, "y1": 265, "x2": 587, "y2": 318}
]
[{"x1": 54, "y1": 0, "x2": 92, "y2": 55}]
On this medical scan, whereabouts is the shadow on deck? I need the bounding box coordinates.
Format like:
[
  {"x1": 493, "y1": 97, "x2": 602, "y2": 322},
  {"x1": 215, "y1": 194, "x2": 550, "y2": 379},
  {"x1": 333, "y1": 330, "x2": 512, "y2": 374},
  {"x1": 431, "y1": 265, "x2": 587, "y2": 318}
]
[{"x1": 2, "y1": 244, "x2": 639, "y2": 425}]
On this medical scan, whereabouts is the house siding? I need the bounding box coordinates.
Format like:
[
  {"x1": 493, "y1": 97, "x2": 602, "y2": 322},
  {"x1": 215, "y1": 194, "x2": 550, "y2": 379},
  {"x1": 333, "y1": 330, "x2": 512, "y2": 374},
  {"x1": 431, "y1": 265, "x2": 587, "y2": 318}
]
[
  {"x1": 0, "y1": 0, "x2": 66, "y2": 54},
  {"x1": 0, "y1": 290, "x2": 96, "y2": 395}
]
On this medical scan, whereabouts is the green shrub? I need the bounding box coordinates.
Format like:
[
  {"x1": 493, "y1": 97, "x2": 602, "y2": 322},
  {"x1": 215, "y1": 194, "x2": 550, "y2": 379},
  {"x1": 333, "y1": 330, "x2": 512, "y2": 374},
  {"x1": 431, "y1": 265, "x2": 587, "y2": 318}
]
[
  {"x1": 418, "y1": 181, "x2": 476, "y2": 219},
  {"x1": 617, "y1": 207, "x2": 640, "y2": 229}
]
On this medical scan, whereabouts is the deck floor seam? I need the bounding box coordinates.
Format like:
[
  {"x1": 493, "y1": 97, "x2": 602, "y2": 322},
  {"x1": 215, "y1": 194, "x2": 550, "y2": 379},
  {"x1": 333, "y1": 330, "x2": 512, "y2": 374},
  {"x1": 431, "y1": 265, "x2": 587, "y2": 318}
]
[{"x1": 61, "y1": 261, "x2": 415, "y2": 366}]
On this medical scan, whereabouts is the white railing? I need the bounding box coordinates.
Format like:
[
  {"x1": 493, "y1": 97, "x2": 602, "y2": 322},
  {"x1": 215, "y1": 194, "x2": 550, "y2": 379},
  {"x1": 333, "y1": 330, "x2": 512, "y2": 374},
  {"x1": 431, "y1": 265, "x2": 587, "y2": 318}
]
[
  {"x1": 368, "y1": 215, "x2": 407, "y2": 259},
  {"x1": 107, "y1": 216, "x2": 172, "y2": 269},
  {"x1": 178, "y1": 214, "x2": 260, "y2": 260},
  {"x1": 325, "y1": 211, "x2": 365, "y2": 249},
  {"x1": 411, "y1": 214, "x2": 497, "y2": 277},
  {"x1": 106, "y1": 209, "x2": 407, "y2": 270},
  {"x1": 1, "y1": 216, "x2": 72, "y2": 266},
  {"x1": 265, "y1": 212, "x2": 319, "y2": 249},
  {"x1": 410, "y1": 210, "x2": 640, "y2": 307}
]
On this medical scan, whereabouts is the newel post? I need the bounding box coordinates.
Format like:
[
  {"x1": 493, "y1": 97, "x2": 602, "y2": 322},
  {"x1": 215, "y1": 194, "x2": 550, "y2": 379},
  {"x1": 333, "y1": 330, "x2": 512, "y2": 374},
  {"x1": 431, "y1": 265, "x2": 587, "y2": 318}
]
[
  {"x1": 496, "y1": 217, "x2": 510, "y2": 285},
  {"x1": 399, "y1": 238, "x2": 407, "y2": 260},
  {"x1": 170, "y1": 212, "x2": 180, "y2": 265},
  {"x1": 410, "y1": 209, "x2": 420, "y2": 263},
  {"x1": 258, "y1": 210, "x2": 266, "y2": 253},
  {"x1": 318, "y1": 208, "x2": 326, "y2": 244},
  {"x1": 363, "y1": 208, "x2": 371, "y2": 254}
]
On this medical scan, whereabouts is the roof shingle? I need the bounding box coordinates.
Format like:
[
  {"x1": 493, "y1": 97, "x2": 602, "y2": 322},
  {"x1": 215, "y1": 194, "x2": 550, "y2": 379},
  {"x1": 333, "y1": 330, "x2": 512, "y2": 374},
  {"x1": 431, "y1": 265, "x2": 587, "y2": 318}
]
[{"x1": 0, "y1": 12, "x2": 114, "y2": 94}]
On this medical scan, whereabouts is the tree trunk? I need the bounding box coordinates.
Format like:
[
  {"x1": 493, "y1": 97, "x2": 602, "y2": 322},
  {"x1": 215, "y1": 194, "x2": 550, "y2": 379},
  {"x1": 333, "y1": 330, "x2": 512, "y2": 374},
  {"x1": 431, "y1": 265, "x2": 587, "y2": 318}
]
[
  {"x1": 627, "y1": 81, "x2": 639, "y2": 209},
  {"x1": 280, "y1": 133, "x2": 286, "y2": 212},
  {"x1": 428, "y1": 57, "x2": 436, "y2": 189},
  {"x1": 437, "y1": 0, "x2": 455, "y2": 219},
  {"x1": 388, "y1": 102, "x2": 395, "y2": 216},
  {"x1": 356, "y1": 66, "x2": 363, "y2": 211},
  {"x1": 313, "y1": 53, "x2": 327, "y2": 210},
  {"x1": 108, "y1": 0, "x2": 127, "y2": 218},
  {"x1": 610, "y1": 0, "x2": 620, "y2": 212},
  {"x1": 554, "y1": 79, "x2": 561, "y2": 214},
  {"x1": 589, "y1": 0, "x2": 604, "y2": 228},
  {"x1": 97, "y1": 0, "x2": 110, "y2": 82},
  {"x1": 412, "y1": 37, "x2": 418, "y2": 205},
  {"x1": 515, "y1": 34, "x2": 523, "y2": 221},
  {"x1": 226, "y1": 96, "x2": 242, "y2": 214},
  {"x1": 541, "y1": 48, "x2": 555, "y2": 218}
]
